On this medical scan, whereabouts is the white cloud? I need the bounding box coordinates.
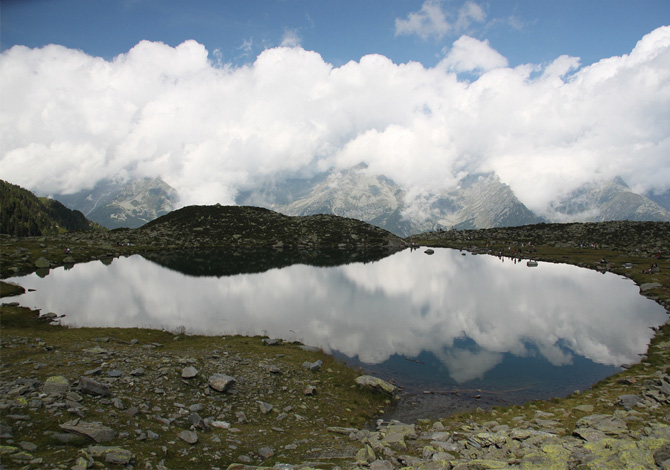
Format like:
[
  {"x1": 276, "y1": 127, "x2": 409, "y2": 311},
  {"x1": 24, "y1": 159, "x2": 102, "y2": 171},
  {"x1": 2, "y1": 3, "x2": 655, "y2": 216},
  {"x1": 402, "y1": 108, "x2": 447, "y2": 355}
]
[
  {"x1": 1, "y1": 26, "x2": 669, "y2": 216},
  {"x1": 280, "y1": 29, "x2": 302, "y2": 48},
  {"x1": 395, "y1": 0, "x2": 487, "y2": 40},
  {"x1": 440, "y1": 35, "x2": 508, "y2": 72}
]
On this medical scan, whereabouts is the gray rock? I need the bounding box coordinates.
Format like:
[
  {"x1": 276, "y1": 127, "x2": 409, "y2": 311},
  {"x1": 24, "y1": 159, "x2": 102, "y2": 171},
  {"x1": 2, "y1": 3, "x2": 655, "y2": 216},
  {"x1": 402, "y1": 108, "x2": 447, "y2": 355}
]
[
  {"x1": 79, "y1": 377, "x2": 111, "y2": 397},
  {"x1": 208, "y1": 373, "x2": 236, "y2": 392},
  {"x1": 130, "y1": 367, "x2": 145, "y2": 376},
  {"x1": 302, "y1": 360, "x2": 323, "y2": 371},
  {"x1": 181, "y1": 366, "x2": 198, "y2": 379},
  {"x1": 617, "y1": 394, "x2": 641, "y2": 410},
  {"x1": 355, "y1": 375, "x2": 397, "y2": 395},
  {"x1": 258, "y1": 401, "x2": 273, "y2": 414},
  {"x1": 178, "y1": 430, "x2": 198, "y2": 444},
  {"x1": 59, "y1": 420, "x2": 116, "y2": 443},
  {"x1": 640, "y1": 282, "x2": 662, "y2": 292},
  {"x1": 258, "y1": 446, "x2": 274, "y2": 459},
  {"x1": 107, "y1": 370, "x2": 122, "y2": 378},
  {"x1": 43, "y1": 376, "x2": 70, "y2": 395}
]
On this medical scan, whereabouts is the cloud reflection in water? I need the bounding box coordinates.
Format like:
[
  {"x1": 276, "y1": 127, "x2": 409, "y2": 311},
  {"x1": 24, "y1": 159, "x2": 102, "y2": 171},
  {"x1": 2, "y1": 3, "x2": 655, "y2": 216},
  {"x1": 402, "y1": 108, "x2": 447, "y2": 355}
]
[{"x1": 10, "y1": 249, "x2": 666, "y2": 386}]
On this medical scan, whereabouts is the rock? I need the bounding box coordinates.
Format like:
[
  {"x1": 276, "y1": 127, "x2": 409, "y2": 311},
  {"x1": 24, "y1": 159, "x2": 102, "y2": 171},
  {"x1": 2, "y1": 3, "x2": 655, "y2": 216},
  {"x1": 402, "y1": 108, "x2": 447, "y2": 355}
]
[
  {"x1": 34, "y1": 257, "x2": 50, "y2": 268},
  {"x1": 87, "y1": 445, "x2": 134, "y2": 465},
  {"x1": 258, "y1": 401, "x2": 273, "y2": 414},
  {"x1": 181, "y1": 366, "x2": 198, "y2": 379},
  {"x1": 42, "y1": 376, "x2": 70, "y2": 395},
  {"x1": 262, "y1": 338, "x2": 282, "y2": 346},
  {"x1": 130, "y1": 368, "x2": 145, "y2": 376},
  {"x1": 258, "y1": 446, "x2": 274, "y2": 459},
  {"x1": 107, "y1": 369, "x2": 122, "y2": 378},
  {"x1": 302, "y1": 360, "x2": 323, "y2": 371},
  {"x1": 617, "y1": 394, "x2": 641, "y2": 410},
  {"x1": 370, "y1": 460, "x2": 394, "y2": 470},
  {"x1": 79, "y1": 376, "x2": 111, "y2": 397},
  {"x1": 59, "y1": 420, "x2": 116, "y2": 443},
  {"x1": 304, "y1": 385, "x2": 317, "y2": 395},
  {"x1": 640, "y1": 282, "x2": 662, "y2": 292},
  {"x1": 208, "y1": 373, "x2": 236, "y2": 392},
  {"x1": 355, "y1": 375, "x2": 397, "y2": 395},
  {"x1": 178, "y1": 430, "x2": 198, "y2": 444}
]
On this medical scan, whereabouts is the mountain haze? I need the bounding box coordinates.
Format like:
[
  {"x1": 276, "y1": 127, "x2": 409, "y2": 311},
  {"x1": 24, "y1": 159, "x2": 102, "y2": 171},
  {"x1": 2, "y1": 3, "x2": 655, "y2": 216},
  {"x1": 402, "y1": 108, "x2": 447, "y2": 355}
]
[{"x1": 43, "y1": 169, "x2": 670, "y2": 236}]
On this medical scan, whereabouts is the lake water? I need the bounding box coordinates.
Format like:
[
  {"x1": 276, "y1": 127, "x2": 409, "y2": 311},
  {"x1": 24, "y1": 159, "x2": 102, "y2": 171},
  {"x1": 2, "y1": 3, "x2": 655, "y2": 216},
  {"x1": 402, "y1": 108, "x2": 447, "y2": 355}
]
[{"x1": 7, "y1": 248, "x2": 667, "y2": 419}]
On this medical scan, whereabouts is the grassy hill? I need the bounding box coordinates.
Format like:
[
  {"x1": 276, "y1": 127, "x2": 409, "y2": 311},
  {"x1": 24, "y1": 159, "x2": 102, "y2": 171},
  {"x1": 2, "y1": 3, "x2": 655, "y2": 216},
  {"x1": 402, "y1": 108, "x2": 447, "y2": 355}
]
[{"x1": 0, "y1": 180, "x2": 96, "y2": 236}]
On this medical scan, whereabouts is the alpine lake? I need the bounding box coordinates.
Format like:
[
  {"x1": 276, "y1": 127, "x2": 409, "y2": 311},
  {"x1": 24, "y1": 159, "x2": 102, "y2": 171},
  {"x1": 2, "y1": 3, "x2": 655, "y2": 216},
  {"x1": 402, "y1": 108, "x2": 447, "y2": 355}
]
[{"x1": 7, "y1": 246, "x2": 667, "y2": 422}]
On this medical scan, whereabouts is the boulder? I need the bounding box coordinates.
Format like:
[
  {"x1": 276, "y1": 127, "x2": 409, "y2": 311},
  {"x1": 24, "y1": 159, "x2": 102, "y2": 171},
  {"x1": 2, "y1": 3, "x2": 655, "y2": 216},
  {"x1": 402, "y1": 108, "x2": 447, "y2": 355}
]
[
  {"x1": 43, "y1": 376, "x2": 70, "y2": 395},
  {"x1": 87, "y1": 445, "x2": 134, "y2": 465},
  {"x1": 355, "y1": 375, "x2": 397, "y2": 396},
  {"x1": 181, "y1": 366, "x2": 198, "y2": 379},
  {"x1": 79, "y1": 377, "x2": 111, "y2": 397},
  {"x1": 178, "y1": 430, "x2": 198, "y2": 444},
  {"x1": 208, "y1": 373, "x2": 236, "y2": 392},
  {"x1": 34, "y1": 257, "x2": 50, "y2": 268}
]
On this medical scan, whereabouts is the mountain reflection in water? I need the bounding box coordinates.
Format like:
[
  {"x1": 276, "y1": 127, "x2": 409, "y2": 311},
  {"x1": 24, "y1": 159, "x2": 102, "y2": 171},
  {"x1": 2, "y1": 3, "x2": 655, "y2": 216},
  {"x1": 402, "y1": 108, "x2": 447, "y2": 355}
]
[{"x1": 9, "y1": 248, "x2": 666, "y2": 407}]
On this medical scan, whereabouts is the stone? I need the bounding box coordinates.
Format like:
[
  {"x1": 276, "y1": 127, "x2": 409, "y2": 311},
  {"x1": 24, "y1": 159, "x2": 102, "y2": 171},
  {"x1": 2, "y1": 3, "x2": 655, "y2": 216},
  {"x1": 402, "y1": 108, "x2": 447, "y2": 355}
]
[
  {"x1": 59, "y1": 420, "x2": 116, "y2": 443},
  {"x1": 178, "y1": 430, "x2": 198, "y2": 444},
  {"x1": 79, "y1": 376, "x2": 111, "y2": 397},
  {"x1": 355, "y1": 375, "x2": 397, "y2": 395},
  {"x1": 34, "y1": 257, "x2": 50, "y2": 268},
  {"x1": 208, "y1": 373, "x2": 236, "y2": 392},
  {"x1": 107, "y1": 369, "x2": 122, "y2": 378},
  {"x1": 258, "y1": 446, "x2": 274, "y2": 459},
  {"x1": 258, "y1": 401, "x2": 273, "y2": 414},
  {"x1": 130, "y1": 368, "x2": 145, "y2": 376},
  {"x1": 640, "y1": 282, "x2": 662, "y2": 292},
  {"x1": 304, "y1": 385, "x2": 317, "y2": 395},
  {"x1": 43, "y1": 376, "x2": 70, "y2": 395},
  {"x1": 617, "y1": 394, "x2": 641, "y2": 410},
  {"x1": 181, "y1": 366, "x2": 198, "y2": 379},
  {"x1": 302, "y1": 360, "x2": 323, "y2": 371},
  {"x1": 87, "y1": 445, "x2": 134, "y2": 465}
]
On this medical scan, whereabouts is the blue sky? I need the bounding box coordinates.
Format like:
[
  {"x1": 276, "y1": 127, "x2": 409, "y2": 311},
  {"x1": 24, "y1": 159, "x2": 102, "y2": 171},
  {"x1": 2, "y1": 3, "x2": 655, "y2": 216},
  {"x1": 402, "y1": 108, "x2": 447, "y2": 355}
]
[
  {"x1": 2, "y1": 0, "x2": 668, "y2": 68},
  {"x1": 1, "y1": 1, "x2": 669, "y2": 221}
]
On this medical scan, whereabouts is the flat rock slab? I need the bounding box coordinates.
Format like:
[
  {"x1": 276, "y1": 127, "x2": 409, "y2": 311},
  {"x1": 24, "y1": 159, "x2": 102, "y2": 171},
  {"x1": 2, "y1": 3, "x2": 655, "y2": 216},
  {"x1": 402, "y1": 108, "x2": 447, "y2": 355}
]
[{"x1": 59, "y1": 420, "x2": 116, "y2": 443}]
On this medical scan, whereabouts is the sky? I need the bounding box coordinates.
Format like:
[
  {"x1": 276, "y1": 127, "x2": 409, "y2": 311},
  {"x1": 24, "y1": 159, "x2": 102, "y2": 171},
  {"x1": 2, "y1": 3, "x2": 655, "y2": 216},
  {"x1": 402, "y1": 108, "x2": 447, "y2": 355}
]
[{"x1": 1, "y1": 0, "x2": 669, "y2": 219}]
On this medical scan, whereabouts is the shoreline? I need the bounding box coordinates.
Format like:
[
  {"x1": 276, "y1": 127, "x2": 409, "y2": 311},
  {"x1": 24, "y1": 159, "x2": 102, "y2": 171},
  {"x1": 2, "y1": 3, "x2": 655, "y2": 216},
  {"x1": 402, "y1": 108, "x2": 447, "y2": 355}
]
[{"x1": 1, "y1": 221, "x2": 669, "y2": 468}]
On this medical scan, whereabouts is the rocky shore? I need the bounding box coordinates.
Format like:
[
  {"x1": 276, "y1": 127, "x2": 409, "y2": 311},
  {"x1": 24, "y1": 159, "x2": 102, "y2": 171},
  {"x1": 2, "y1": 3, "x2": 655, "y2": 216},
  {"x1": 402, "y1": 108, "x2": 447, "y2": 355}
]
[{"x1": 1, "y1": 219, "x2": 669, "y2": 469}]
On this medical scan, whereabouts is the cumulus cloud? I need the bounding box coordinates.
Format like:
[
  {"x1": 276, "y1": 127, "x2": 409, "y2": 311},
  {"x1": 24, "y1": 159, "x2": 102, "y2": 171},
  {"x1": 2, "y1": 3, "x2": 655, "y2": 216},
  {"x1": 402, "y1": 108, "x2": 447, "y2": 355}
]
[
  {"x1": 440, "y1": 35, "x2": 508, "y2": 72},
  {"x1": 1, "y1": 26, "x2": 669, "y2": 217}
]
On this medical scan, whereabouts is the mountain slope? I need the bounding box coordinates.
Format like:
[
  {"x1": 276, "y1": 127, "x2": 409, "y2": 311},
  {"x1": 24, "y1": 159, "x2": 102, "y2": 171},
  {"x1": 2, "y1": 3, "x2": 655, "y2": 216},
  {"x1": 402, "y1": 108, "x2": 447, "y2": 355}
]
[
  {"x1": 0, "y1": 180, "x2": 94, "y2": 236},
  {"x1": 54, "y1": 177, "x2": 178, "y2": 229},
  {"x1": 550, "y1": 177, "x2": 670, "y2": 222}
]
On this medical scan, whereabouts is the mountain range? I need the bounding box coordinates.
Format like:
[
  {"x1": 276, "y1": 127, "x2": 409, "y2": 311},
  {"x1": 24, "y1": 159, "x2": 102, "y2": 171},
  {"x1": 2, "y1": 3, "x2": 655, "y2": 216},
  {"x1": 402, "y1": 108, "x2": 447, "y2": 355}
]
[{"x1": 47, "y1": 168, "x2": 670, "y2": 236}]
